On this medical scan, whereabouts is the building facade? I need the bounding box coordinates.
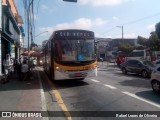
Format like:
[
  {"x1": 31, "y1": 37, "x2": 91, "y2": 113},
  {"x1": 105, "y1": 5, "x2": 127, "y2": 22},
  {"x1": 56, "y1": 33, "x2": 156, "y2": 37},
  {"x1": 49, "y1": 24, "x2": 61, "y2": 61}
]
[
  {"x1": 96, "y1": 38, "x2": 137, "y2": 61},
  {"x1": 0, "y1": 0, "x2": 24, "y2": 74}
]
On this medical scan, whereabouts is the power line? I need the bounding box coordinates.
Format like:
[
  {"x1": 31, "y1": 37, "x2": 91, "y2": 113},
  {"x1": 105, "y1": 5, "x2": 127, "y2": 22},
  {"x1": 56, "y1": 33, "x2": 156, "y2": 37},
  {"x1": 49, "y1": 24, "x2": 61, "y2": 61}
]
[
  {"x1": 122, "y1": 12, "x2": 160, "y2": 26},
  {"x1": 100, "y1": 27, "x2": 117, "y2": 37},
  {"x1": 100, "y1": 12, "x2": 160, "y2": 37}
]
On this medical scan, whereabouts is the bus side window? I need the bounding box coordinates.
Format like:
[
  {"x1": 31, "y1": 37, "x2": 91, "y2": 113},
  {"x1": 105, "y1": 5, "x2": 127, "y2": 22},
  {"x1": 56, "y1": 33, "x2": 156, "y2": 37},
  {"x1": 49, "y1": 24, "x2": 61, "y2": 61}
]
[
  {"x1": 55, "y1": 43, "x2": 58, "y2": 60},
  {"x1": 128, "y1": 53, "x2": 133, "y2": 57},
  {"x1": 55, "y1": 42, "x2": 62, "y2": 61}
]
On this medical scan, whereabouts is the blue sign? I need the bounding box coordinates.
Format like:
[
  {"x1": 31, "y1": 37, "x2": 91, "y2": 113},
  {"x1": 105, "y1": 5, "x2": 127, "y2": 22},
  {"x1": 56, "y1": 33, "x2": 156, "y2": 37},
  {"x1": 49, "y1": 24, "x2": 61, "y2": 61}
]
[{"x1": 78, "y1": 54, "x2": 84, "y2": 61}]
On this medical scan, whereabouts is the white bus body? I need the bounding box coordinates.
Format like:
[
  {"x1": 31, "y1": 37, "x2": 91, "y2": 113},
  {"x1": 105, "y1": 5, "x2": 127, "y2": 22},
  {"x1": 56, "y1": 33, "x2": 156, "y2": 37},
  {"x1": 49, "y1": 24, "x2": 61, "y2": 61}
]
[{"x1": 127, "y1": 50, "x2": 151, "y2": 61}]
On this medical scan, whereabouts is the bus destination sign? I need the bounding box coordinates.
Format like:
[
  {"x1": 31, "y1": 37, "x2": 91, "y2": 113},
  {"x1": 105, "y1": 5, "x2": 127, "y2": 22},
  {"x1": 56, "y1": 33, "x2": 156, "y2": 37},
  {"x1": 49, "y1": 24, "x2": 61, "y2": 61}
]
[{"x1": 55, "y1": 30, "x2": 94, "y2": 38}]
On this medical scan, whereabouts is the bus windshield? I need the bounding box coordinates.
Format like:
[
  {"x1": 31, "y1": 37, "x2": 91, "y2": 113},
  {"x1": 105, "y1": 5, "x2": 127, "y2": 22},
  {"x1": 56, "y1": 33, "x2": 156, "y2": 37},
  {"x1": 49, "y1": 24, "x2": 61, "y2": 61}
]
[{"x1": 55, "y1": 39, "x2": 95, "y2": 62}]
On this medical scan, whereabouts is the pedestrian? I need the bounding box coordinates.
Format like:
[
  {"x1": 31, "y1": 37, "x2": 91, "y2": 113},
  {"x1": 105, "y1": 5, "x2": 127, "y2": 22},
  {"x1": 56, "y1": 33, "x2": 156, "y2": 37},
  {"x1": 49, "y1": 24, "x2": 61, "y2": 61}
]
[
  {"x1": 117, "y1": 57, "x2": 121, "y2": 68},
  {"x1": 10, "y1": 58, "x2": 14, "y2": 75},
  {"x1": 21, "y1": 60, "x2": 29, "y2": 80},
  {"x1": 3, "y1": 54, "x2": 13, "y2": 83},
  {"x1": 17, "y1": 58, "x2": 22, "y2": 81},
  {"x1": 13, "y1": 58, "x2": 18, "y2": 73},
  {"x1": 33, "y1": 58, "x2": 36, "y2": 68}
]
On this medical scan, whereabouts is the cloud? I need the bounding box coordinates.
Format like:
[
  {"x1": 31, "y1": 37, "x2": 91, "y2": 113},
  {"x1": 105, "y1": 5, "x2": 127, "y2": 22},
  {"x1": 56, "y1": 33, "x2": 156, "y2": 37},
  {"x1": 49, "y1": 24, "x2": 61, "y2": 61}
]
[
  {"x1": 124, "y1": 33, "x2": 136, "y2": 38},
  {"x1": 39, "y1": 18, "x2": 107, "y2": 34},
  {"x1": 41, "y1": 4, "x2": 53, "y2": 14},
  {"x1": 114, "y1": 33, "x2": 136, "y2": 38},
  {"x1": 147, "y1": 23, "x2": 155, "y2": 31},
  {"x1": 79, "y1": 0, "x2": 132, "y2": 6},
  {"x1": 112, "y1": 16, "x2": 119, "y2": 20}
]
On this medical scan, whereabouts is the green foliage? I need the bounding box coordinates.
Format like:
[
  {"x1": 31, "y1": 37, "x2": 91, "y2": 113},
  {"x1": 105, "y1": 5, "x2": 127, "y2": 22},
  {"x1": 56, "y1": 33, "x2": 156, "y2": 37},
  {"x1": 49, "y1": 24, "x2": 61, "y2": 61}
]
[
  {"x1": 137, "y1": 32, "x2": 160, "y2": 51},
  {"x1": 135, "y1": 46, "x2": 145, "y2": 50},
  {"x1": 118, "y1": 43, "x2": 134, "y2": 54},
  {"x1": 137, "y1": 36, "x2": 148, "y2": 47},
  {"x1": 148, "y1": 32, "x2": 160, "y2": 51},
  {"x1": 155, "y1": 22, "x2": 160, "y2": 39}
]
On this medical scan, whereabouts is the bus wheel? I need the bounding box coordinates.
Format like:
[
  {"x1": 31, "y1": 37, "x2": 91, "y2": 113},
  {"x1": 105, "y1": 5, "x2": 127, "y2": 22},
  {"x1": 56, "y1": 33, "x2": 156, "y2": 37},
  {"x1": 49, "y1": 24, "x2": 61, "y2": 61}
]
[{"x1": 49, "y1": 67, "x2": 54, "y2": 80}]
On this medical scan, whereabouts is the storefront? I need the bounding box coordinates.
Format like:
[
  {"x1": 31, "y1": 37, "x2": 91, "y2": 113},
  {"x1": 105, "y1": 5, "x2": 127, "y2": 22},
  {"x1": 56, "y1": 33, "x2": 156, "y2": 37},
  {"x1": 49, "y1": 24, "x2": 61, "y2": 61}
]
[{"x1": 0, "y1": 4, "x2": 21, "y2": 74}]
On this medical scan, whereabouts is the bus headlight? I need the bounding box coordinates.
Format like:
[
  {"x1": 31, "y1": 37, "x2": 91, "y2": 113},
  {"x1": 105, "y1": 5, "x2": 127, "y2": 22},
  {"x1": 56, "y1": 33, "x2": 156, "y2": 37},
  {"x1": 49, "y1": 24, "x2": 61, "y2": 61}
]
[
  {"x1": 55, "y1": 67, "x2": 66, "y2": 73},
  {"x1": 56, "y1": 67, "x2": 59, "y2": 70}
]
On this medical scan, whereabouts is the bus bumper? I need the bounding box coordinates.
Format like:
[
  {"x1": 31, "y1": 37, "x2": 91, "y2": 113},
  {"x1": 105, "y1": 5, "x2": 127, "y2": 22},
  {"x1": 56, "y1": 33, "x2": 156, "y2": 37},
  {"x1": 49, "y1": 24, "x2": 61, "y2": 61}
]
[{"x1": 54, "y1": 67, "x2": 97, "y2": 80}]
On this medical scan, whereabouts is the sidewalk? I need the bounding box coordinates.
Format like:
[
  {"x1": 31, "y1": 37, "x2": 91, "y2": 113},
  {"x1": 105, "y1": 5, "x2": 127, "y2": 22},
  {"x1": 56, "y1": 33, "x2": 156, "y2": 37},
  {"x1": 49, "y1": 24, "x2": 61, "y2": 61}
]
[
  {"x1": 0, "y1": 69, "x2": 42, "y2": 120},
  {"x1": 97, "y1": 61, "x2": 120, "y2": 71}
]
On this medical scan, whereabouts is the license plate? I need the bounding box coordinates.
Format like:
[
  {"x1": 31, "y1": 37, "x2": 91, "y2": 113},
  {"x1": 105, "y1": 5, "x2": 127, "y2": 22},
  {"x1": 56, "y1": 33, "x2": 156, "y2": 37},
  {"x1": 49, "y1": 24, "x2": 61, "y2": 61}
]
[{"x1": 74, "y1": 73, "x2": 82, "y2": 77}]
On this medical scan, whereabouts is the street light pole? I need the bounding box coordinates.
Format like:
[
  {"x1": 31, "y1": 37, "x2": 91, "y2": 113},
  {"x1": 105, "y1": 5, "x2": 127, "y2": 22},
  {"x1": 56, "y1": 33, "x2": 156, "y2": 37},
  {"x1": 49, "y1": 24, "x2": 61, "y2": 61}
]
[
  {"x1": 122, "y1": 26, "x2": 123, "y2": 42},
  {"x1": 117, "y1": 26, "x2": 124, "y2": 43}
]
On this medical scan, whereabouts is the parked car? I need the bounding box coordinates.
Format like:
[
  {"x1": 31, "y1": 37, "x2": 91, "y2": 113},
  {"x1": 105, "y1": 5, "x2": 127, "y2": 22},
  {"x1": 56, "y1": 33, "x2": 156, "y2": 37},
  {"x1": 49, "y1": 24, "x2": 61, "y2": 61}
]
[
  {"x1": 155, "y1": 59, "x2": 160, "y2": 65},
  {"x1": 120, "y1": 59, "x2": 155, "y2": 78},
  {"x1": 151, "y1": 64, "x2": 160, "y2": 93}
]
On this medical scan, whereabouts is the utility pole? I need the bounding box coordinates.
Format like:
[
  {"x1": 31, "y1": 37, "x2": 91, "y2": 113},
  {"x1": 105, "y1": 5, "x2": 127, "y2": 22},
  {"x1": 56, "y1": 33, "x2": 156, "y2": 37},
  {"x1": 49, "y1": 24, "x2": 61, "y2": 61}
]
[
  {"x1": 117, "y1": 26, "x2": 124, "y2": 43},
  {"x1": 122, "y1": 26, "x2": 124, "y2": 43},
  {"x1": 0, "y1": 0, "x2": 2, "y2": 75},
  {"x1": 27, "y1": 0, "x2": 34, "y2": 72}
]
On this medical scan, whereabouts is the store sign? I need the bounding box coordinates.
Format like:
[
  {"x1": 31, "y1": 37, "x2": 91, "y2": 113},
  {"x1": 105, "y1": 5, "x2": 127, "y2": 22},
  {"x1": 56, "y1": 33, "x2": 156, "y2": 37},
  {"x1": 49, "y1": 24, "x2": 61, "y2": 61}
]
[
  {"x1": 11, "y1": 44, "x2": 15, "y2": 58},
  {"x1": 9, "y1": 20, "x2": 19, "y2": 40}
]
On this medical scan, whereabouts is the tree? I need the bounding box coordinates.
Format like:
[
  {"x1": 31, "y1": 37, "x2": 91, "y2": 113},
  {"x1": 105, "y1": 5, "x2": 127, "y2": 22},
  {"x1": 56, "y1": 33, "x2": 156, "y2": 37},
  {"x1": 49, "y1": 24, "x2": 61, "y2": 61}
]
[
  {"x1": 137, "y1": 36, "x2": 148, "y2": 47},
  {"x1": 148, "y1": 31, "x2": 160, "y2": 51},
  {"x1": 137, "y1": 33, "x2": 160, "y2": 51},
  {"x1": 155, "y1": 22, "x2": 160, "y2": 39},
  {"x1": 118, "y1": 43, "x2": 134, "y2": 55}
]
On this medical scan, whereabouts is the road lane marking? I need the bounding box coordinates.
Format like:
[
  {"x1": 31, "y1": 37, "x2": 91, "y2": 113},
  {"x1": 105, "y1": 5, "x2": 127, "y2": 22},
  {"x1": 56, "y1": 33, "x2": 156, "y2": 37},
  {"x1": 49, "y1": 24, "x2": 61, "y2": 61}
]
[
  {"x1": 44, "y1": 73, "x2": 72, "y2": 120},
  {"x1": 104, "y1": 84, "x2": 117, "y2": 89},
  {"x1": 122, "y1": 91, "x2": 160, "y2": 108},
  {"x1": 37, "y1": 68, "x2": 49, "y2": 120},
  {"x1": 91, "y1": 79, "x2": 100, "y2": 82}
]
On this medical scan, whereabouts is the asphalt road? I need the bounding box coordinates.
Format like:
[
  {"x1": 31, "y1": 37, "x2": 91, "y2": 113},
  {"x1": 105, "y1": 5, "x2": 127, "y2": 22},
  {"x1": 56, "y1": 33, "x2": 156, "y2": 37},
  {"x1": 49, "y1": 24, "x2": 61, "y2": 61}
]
[
  {"x1": 39, "y1": 64, "x2": 160, "y2": 120},
  {"x1": 0, "y1": 63, "x2": 158, "y2": 120}
]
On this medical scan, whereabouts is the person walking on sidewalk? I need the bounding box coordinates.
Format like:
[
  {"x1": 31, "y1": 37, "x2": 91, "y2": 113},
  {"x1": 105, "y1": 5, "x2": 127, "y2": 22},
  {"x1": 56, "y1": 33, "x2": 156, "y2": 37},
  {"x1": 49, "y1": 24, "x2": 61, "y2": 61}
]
[
  {"x1": 3, "y1": 54, "x2": 13, "y2": 83},
  {"x1": 21, "y1": 60, "x2": 29, "y2": 80},
  {"x1": 16, "y1": 58, "x2": 22, "y2": 81}
]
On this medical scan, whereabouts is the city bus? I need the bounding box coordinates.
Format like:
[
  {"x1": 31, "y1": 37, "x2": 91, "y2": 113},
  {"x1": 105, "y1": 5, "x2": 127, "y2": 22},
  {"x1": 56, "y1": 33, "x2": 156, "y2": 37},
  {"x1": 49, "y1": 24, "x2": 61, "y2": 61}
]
[{"x1": 43, "y1": 29, "x2": 97, "y2": 80}]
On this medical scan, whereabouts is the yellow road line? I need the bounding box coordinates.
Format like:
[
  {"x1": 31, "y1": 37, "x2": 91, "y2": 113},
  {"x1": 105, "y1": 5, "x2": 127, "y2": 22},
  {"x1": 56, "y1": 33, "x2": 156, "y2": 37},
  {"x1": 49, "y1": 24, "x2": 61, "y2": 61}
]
[{"x1": 44, "y1": 74, "x2": 72, "y2": 120}]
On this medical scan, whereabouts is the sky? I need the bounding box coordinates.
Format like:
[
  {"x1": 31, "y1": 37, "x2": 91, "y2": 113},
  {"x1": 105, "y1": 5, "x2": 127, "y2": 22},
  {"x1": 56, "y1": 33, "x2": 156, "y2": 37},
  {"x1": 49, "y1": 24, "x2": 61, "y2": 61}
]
[{"x1": 15, "y1": 0, "x2": 160, "y2": 46}]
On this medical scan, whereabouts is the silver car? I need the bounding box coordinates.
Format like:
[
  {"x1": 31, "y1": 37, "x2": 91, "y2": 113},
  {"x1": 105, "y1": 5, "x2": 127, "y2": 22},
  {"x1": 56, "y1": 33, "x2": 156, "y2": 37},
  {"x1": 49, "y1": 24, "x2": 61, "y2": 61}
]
[
  {"x1": 151, "y1": 64, "x2": 160, "y2": 93},
  {"x1": 120, "y1": 60, "x2": 155, "y2": 78}
]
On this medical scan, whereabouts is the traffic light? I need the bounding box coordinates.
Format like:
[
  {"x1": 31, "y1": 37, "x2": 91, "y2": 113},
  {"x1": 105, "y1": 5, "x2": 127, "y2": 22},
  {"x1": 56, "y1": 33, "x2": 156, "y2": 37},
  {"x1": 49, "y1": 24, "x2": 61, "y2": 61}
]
[{"x1": 63, "y1": 0, "x2": 77, "y2": 2}]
